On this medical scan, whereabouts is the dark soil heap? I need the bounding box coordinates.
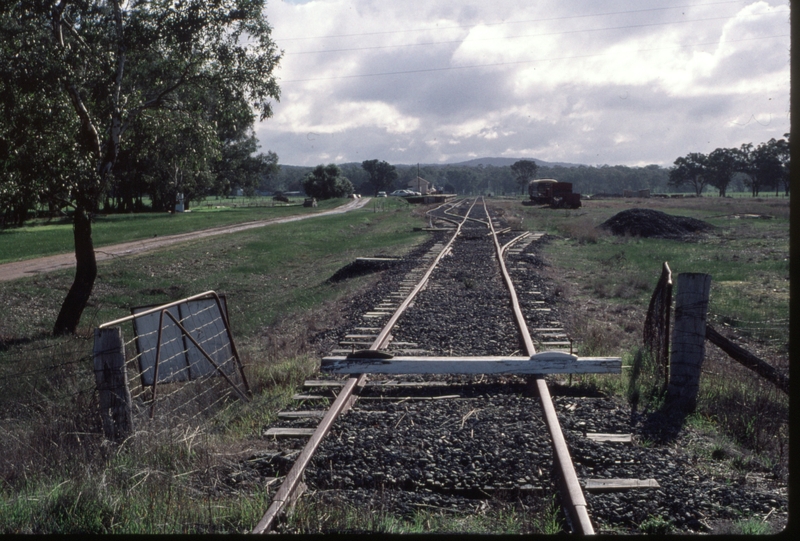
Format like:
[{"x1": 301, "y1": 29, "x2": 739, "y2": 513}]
[{"x1": 600, "y1": 208, "x2": 714, "y2": 239}]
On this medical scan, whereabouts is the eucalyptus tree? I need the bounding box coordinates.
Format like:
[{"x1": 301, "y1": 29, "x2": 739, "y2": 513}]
[
  {"x1": 510, "y1": 159, "x2": 539, "y2": 194},
  {"x1": 361, "y1": 159, "x2": 398, "y2": 196},
  {"x1": 773, "y1": 135, "x2": 790, "y2": 196},
  {"x1": 737, "y1": 141, "x2": 786, "y2": 197},
  {"x1": 0, "y1": 0, "x2": 281, "y2": 334},
  {"x1": 302, "y1": 164, "x2": 353, "y2": 199},
  {"x1": 706, "y1": 148, "x2": 739, "y2": 197},
  {"x1": 668, "y1": 153, "x2": 709, "y2": 195}
]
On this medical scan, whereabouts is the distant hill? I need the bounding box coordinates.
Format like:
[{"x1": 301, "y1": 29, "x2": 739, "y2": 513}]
[
  {"x1": 287, "y1": 158, "x2": 583, "y2": 169},
  {"x1": 449, "y1": 157, "x2": 583, "y2": 168}
]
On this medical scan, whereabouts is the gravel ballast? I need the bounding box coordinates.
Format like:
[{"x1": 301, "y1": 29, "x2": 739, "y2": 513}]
[{"x1": 256, "y1": 200, "x2": 787, "y2": 534}]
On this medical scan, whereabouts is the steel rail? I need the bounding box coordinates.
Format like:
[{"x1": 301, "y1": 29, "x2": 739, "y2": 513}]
[
  {"x1": 482, "y1": 200, "x2": 595, "y2": 535},
  {"x1": 252, "y1": 198, "x2": 480, "y2": 534},
  {"x1": 500, "y1": 231, "x2": 532, "y2": 256}
]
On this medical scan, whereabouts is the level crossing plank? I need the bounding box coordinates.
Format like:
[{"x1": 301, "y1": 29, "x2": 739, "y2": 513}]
[
  {"x1": 586, "y1": 433, "x2": 632, "y2": 443},
  {"x1": 585, "y1": 479, "x2": 660, "y2": 492},
  {"x1": 278, "y1": 411, "x2": 326, "y2": 419},
  {"x1": 264, "y1": 428, "x2": 316, "y2": 437},
  {"x1": 321, "y1": 352, "x2": 621, "y2": 375},
  {"x1": 303, "y1": 380, "x2": 346, "y2": 387}
]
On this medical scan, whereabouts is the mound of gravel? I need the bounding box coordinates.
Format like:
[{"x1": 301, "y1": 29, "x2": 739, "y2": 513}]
[{"x1": 600, "y1": 208, "x2": 714, "y2": 239}]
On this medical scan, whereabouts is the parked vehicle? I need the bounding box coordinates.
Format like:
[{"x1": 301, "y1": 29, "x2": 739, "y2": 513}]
[
  {"x1": 526, "y1": 179, "x2": 581, "y2": 208},
  {"x1": 377, "y1": 191, "x2": 388, "y2": 197}
]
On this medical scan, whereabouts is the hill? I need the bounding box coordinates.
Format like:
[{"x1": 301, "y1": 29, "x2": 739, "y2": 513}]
[{"x1": 448, "y1": 157, "x2": 582, "y2": 168}]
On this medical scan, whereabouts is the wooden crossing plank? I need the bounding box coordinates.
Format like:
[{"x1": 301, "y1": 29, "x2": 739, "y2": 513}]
[
  {"x1": 304, "y1": 380, "x2": 346, "y2": 387},
  {"x1": 321, "y1": 352, "x2": 621, "y2": 375},
  {"x1": 339, "y1": 341, "x2": 374, "y2": 347},
  {"x1": 265, "y1": 428, "x2": 316, "y2": 437},
  {"x1": 585, "y1": 479, "x2": 660, "y2": 492},
  {"x1": 278, "y1": 411, "x2": 326, "y2": 419},
  {"x1": 303, "y1": 379, "x2": 449, "y2": 389},
  {"x1": 369, "y1": 380, "x2": 449, "y2": 387},
  {"x1": 292, "y1": 394, "x2": 461, "y2": 402},
  {"x1": 586, "y1": 433, "x2": 632, "y2": 443}
]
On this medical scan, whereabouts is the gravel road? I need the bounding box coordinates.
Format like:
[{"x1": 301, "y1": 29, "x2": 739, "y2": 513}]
[{"x1": 0, "y1": 198, "x2": 370, "y2": 282}]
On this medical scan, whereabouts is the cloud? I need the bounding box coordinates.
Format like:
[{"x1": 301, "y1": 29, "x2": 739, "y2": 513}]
[{"x1": 257, "y1": 0, "x2": 790, "y2": 166}]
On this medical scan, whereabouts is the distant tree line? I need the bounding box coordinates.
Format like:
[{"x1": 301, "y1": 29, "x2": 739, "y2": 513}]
[
  {"x1": 669, "y1": 136, "x2": 789, "y2": 197},
  {"x1": 264, "y1": 138, "x2": 790, "y2": 201}
]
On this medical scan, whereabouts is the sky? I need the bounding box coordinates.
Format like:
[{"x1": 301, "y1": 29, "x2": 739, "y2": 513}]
[{"x1": 254, "y1": 0, "x2": 790, "y2": 167}]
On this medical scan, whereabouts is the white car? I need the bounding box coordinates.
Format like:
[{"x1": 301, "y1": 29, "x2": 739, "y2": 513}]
[
  {"x1": 377, "y1": 191, "x2": 387, "y2": 197},
  {"x1": 389, "y1": 190, "x2": 409, "y2": 196}
]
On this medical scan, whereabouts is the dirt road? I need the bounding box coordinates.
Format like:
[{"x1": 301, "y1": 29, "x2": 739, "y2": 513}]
[{"x1": 0, "y1": 198, "x2": 371, "y2": 283}]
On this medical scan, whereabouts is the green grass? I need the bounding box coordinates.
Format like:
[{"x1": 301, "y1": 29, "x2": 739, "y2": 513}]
[
  {"x1": 730, "y1": 517, "x2": 772, "y2": 535},
  {"x1": 0, "y1": 199, "x2": 425, "y2": 534},
  {"x1": 0, "y1": 197, "x2": 356, "y2": 264},
  {"x1": 283, "y1": 494, "x2": 563, "y2": 534},
  {"x1": 516, "y1": 196, "x2": 789, "y2": 486},
  {"x1": 522, "y1": 197, "x2": 789, "y2": 349}
]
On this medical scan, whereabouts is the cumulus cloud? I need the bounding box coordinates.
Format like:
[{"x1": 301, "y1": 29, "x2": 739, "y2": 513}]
[{"x1": 256, "y1": 0, "x2": 790, "y2": 166}]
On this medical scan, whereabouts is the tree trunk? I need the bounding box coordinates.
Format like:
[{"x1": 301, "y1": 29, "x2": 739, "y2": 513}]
[{"x1": 53, "y1": 208, "x2": 97, "y2": 335}]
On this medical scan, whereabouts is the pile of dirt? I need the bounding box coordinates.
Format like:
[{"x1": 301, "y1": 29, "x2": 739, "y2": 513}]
[{"x1": 600, "y1": 208, "x2": 715, "y2": 240}]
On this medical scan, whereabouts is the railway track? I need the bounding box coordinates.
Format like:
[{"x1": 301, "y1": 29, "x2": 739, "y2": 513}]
[
  {"x1": 250, "y1": 197, "x2": 623, "y2": 534},
  {"x1": 244, "y1": 197, "x2": 788, "y2": 535}
]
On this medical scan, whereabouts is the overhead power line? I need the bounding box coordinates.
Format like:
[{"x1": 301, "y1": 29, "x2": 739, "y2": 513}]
[
  {"x1": 286, "y1": 13, "x2": 775, "y2": 56},
  {"x1": 273, "y1": 0, "x2": 755, "y2": 42},
  {"x1": 279, "y1": 33, "x2": 788, "y2": 83}
]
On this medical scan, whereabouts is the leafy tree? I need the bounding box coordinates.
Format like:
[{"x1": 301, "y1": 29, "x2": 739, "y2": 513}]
[
  {"x1": 669, "y1": 153, "x2": 709, "y2": 195},
  {"x1": 706, "y1": 148, "x2": 739, "y2": 197},
  {"x1": 737, "y1": 141, "x2": 784, "y2": 197},
  {"x1": 361, "y1": 159, "x2": 398, "y2": 196},
  {"x1": 302, "y1": 164, "x2": 353, "y2": 199},
  {"x1": 0, "y1": 1, "x2": 281, "y2": 334},
  {"x1": 510, "y1": 160, "x2": 539, "y2": 194},
  {"x1": 444, "y1": 168, "x2": 479, "y2": 195},
  {"x1": 774, "y1": 134, "x2": 790, "y2": 196}
]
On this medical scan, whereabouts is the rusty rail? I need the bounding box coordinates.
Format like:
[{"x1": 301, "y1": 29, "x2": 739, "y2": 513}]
[
  {"x1": 252, "y1": 198, "x2": 479, "y2": 534},
  {"x1": 483, "y1": 199, "x2": 594, "y2": 535}
]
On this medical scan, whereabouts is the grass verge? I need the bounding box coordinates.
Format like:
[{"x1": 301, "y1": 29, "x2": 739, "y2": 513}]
[
  {"x1": 0, "y1": 198, "x2": 424, "y2": 533},
  {"x1": 506, "y1": 196, "x2": 789, "y2": 488},
  {"x1": 0, "y1": 197, "x2": 353, "y2": 264}
]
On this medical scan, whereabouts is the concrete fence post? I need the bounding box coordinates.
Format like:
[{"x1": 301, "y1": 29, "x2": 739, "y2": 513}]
[
  {"x1": 93, "y1": 327, "x2": 134, "y2": 441},
  {"x1": 667, "y1": 273, "x2": 712, "y2": 412}
]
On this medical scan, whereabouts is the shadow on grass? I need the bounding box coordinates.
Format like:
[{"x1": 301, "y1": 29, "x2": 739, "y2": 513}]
[{"x1": 0, "y1": 331, "x2": 54, "y2": 352}]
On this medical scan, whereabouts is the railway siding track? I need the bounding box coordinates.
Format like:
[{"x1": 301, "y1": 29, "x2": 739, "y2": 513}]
[
  {"x1": 246, "y1": 198, "x2": 787, "y2": 534},
  {"x1": 253, "y1": 198, "x2": 611, "y2": 534}
]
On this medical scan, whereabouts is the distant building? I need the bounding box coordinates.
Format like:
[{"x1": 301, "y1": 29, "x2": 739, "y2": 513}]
[{"x1": 408, "y1": 176, "x2": 432, "y2": 195}]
